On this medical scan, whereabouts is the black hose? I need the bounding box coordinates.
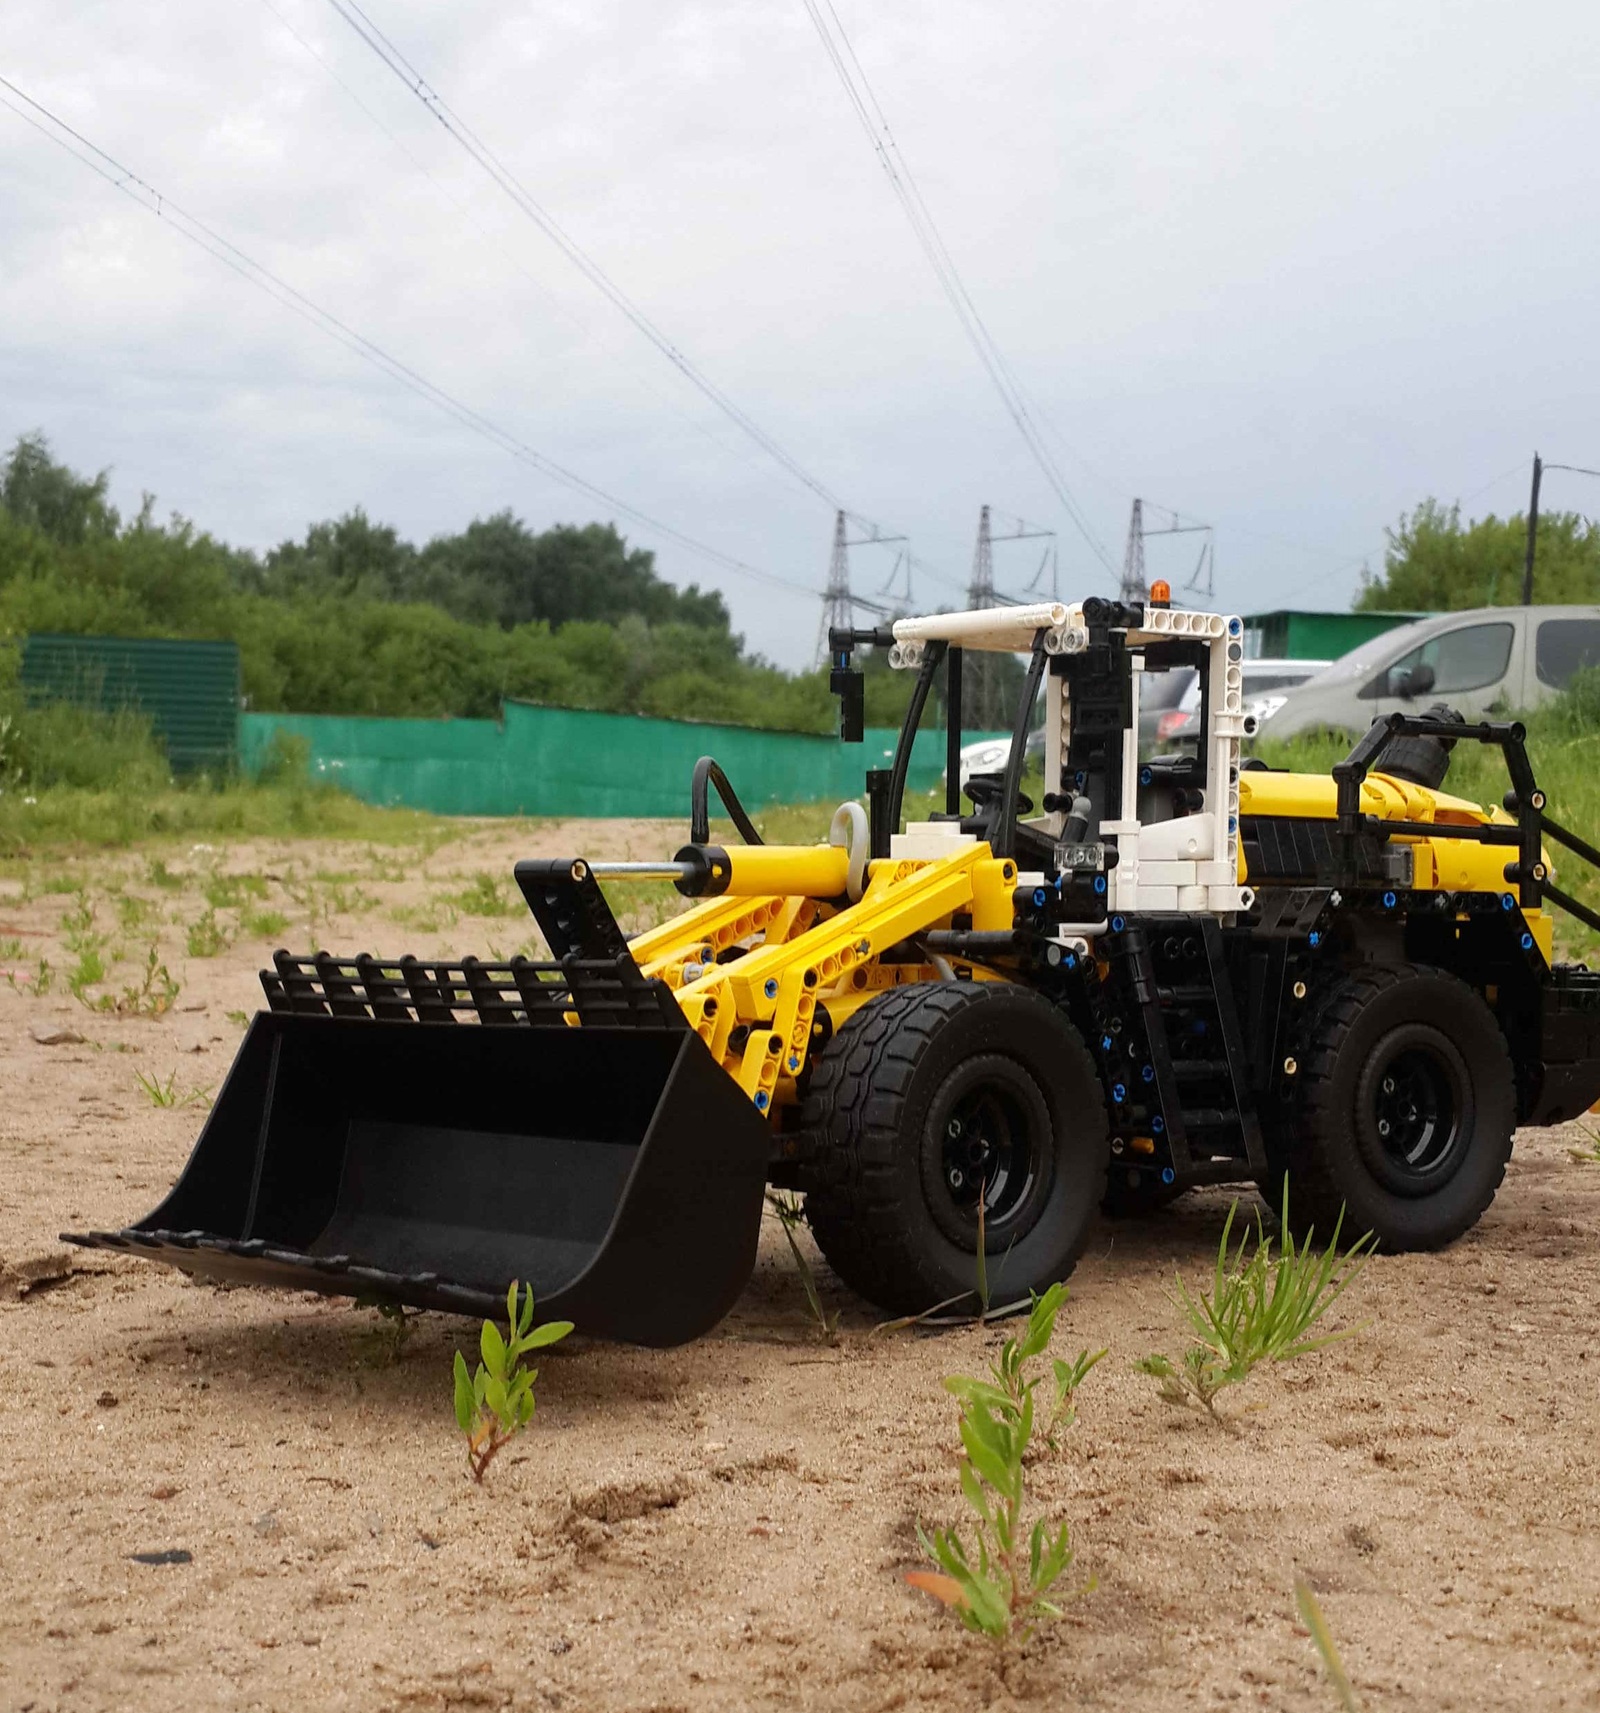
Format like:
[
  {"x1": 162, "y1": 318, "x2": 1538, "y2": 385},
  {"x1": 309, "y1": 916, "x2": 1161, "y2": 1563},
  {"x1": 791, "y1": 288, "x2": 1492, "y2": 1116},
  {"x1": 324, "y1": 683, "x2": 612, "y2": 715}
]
[{"x1": 690, "y1": 756, "x2": 765, "y2": 847}]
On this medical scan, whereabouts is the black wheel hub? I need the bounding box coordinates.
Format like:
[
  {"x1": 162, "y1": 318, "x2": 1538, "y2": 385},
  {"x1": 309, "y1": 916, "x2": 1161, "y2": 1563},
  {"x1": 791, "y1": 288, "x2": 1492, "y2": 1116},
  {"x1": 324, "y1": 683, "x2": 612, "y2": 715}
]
[
  {"x1": 1356, "y1": 1029, "x2": 1472, "y2": 1195},
  {"x1": 921, "y1": 1054, "x2": 1053, "y2": 1248}
]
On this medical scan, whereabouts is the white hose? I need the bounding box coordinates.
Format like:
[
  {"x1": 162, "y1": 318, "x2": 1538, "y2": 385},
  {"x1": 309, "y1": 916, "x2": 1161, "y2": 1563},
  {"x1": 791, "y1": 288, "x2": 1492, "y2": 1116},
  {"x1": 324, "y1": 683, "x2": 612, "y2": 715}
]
[{"x1": 828, "y1": 801, "x2": 872, "y2": 901}]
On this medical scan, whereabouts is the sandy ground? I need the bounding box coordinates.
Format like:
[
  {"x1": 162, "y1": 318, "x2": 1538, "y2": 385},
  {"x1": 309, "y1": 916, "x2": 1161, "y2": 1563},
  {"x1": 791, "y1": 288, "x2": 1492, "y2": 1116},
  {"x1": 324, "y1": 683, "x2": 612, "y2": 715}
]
[{"x1": 2, "y1": 820, "x2": 1598, "y2": 1712}]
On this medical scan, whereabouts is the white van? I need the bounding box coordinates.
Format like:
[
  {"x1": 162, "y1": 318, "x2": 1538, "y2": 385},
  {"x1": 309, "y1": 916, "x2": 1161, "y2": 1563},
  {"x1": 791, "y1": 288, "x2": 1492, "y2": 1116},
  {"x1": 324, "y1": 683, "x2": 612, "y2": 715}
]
[{"x1": 1262, "y1": 605, "x2": 1600, "y2": 738}]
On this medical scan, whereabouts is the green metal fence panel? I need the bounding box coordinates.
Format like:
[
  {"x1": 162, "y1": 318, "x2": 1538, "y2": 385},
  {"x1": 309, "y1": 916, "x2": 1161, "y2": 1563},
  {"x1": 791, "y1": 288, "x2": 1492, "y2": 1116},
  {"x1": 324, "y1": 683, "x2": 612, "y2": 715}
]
[
  {"x1": 240, "y1": 703, "x2": 1005, "y2": 819},
  {"x1": 20, "y1": 634, "x2": 240, "y2": 774}
]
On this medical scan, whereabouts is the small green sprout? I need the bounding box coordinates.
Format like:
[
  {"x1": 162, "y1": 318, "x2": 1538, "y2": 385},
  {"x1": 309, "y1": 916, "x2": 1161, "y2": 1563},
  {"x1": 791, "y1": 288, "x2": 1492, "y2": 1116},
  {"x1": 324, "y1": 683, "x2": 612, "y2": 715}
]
[
  {"x1": 117, "y1": 945, "x2": 180, "y2": 1016},
  {"x1": 6, "y1": 956, "x2": 53, "y2": 996},
  {"x1": 1295, "y1": 1577, "x2": 1361, "y2": 1711},
  {"x1": 452, "y1": 1282, "x2": 572, "y2": 1482},
  {"x1": 185, "y1": 908, "x2": 231, "y2": 958},
  {"x1": 134, "y1": 1068, "x2": 211, "y2": 1110},
  {"x1": 911, "y1": 1283, "x2": 1099, "y2": 1641},
  {"x1": 354, "y1": 1296, "x2": 422, "y2": 1365},
  {"x1": 1566, "y1": 1117, "x2": 1600, "y2": 1164},
  {"x1": 874, "y1": 1192, "x2": 1030, "y2": 1333},
  {"x1": 766, "y1": 1191, "x2": 840, "y2": 1342},
  {"x1": 1134, "y1": 1185, "x2": 1373, "y2": 1424},
  {"x1": 240, "y1": 907, "x2": 289, "y2": 940}
]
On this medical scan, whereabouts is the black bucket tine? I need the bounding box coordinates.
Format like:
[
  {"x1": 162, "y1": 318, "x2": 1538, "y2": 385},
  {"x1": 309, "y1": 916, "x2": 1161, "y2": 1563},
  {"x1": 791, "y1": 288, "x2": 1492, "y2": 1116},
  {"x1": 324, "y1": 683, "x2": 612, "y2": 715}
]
[
  {"x1": 315, "y1": 953, "x2": 372, "y2": 1019},
  {"x1": 462, "y1": 955, "x2": 517, "y2": 1026},
  {"x1": 274, "y1": 950, "x2": 331, "y2": 1016},
  {"x1": 509, "y1": 954, "x2": 568, "y2": 1024},
  {"x1": 400, "y1": 955, "x2": 456, "y2": 1023},
  {"x1": 356, "y1": 954, "x2": 415, "y2": 1022}
]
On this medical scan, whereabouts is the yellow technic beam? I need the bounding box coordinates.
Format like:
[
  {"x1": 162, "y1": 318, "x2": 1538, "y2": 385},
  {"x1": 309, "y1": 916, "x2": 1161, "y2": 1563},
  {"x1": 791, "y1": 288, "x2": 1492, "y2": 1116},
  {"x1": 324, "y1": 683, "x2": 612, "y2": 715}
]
[{"x1": 674, "y1": 845, "x2": 999, "y2": 1110}]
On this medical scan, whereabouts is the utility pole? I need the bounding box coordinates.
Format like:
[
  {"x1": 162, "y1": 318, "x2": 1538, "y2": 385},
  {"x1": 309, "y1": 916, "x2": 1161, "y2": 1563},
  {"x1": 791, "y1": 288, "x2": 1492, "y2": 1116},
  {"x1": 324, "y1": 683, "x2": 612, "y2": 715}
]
[
  {"x1": 1120, "y1": 498, "x2": 1147, "y2": 603},
  {"x1": 1522, "y1": 452, "x2": 1543, "y2": 606}
]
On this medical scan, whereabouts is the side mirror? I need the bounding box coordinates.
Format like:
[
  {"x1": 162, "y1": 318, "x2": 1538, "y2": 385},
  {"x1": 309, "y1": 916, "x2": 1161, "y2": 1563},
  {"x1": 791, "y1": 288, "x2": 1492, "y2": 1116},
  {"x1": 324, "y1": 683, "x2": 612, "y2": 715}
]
[{"x1": 1390, "y1": 661, "x2": 1434, "y2": 699}]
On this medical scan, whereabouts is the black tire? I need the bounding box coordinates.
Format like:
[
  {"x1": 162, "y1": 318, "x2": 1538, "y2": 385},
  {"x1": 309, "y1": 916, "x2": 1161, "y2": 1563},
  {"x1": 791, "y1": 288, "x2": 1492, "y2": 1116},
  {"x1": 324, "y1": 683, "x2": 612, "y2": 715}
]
[
  {"x1": 1270, "y1": 966, "x2": 1514, "y2": 1250},
  {"x1": 798, "y1": 984, "x2": 1109, "y2": 1316}
]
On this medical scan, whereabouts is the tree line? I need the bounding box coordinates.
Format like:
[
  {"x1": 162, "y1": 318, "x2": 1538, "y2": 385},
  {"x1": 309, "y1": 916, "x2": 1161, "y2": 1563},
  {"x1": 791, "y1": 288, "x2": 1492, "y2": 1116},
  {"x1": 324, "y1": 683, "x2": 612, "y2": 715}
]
[
  {"x1": 6, "y1": 433, "x2": 1596, "y2": 736},
  {"x1": 1356, "y1": 496, "x2": 1600, "y2": 610},
  {"x1": 0, "y1": 433, "x2": 911, "y2": 732}
]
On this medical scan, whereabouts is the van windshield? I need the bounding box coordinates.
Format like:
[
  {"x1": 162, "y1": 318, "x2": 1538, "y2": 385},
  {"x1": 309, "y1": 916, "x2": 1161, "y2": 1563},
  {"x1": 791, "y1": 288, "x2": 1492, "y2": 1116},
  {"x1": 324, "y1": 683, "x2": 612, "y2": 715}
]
[{"x1": 1314, "y1": 625, "x2": 1428, "y2": 684}]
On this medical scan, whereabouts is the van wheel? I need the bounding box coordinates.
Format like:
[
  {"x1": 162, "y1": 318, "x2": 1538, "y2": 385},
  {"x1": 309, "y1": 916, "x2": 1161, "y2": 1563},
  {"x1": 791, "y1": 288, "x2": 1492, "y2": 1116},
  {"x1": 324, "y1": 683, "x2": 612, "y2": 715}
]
[
  {"x1": 797, "y1": 984, "x2": 1108, "y2": 1317},
  {"x1": 1269, "y1": 966, "x2": 1514, "y2": 1249}
]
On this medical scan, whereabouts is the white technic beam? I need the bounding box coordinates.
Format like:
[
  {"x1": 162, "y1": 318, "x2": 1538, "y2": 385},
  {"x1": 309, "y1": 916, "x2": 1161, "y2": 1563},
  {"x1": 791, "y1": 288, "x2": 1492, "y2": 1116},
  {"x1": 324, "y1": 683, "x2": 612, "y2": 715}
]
[{"x1": 891, "y1": 603, "x2": 1068, "y2": 655}]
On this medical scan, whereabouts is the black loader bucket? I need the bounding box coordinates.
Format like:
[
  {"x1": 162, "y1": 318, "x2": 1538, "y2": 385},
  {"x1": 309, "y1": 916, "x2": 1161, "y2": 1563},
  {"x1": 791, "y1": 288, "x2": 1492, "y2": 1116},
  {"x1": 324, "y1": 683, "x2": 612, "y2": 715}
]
[{"x1": 64, "y1": 862, "x2": 772, "y2": 1346}]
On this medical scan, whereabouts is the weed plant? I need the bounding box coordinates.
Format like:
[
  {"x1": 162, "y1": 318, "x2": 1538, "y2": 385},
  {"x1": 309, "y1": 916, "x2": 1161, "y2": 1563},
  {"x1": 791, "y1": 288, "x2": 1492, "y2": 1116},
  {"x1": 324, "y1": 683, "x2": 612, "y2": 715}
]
[
  {"x1": 4, "y1": 956, "x2": 52, "y2": 996},
  {"x1": 135, "y1": 1068, "x2": 211, "y2": 1109},
  {"x1": 1135, "y1": 1187, "x2": 1372, "y2": 1423},
  {"x1": 1566, "y1": 1118, "x2": 1600, "y2": 1164},
  {"x1": 444, "y1": 872, "x2": 520, "y2": 918},
  {"x1": 355, "y1": 1297, "x2": 421, "y2": 1365},
  {"x1": 452, "y1": 1282, "x2": 572, "y2": 1482},
  {"x1": 910, "y1": 1284, "x2": 1098, "y2": 1641},
  {"x1": 765, "y1": 1191, "x2": 840, "y2": 1342},
  {"x1": 185, "y1": 908, "x2": 232, "y2": 958},
  {"x1": 1294, "y1": 1578, "x2": 1361, "y2": 1711}
]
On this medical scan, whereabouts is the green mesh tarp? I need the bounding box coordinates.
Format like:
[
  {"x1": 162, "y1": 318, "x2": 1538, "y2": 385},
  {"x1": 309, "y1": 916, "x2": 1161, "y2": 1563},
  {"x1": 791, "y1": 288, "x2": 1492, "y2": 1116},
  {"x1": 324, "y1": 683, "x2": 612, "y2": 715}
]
[{"x1": 240, "y1": 701, "x2": 997, "y2": 819}]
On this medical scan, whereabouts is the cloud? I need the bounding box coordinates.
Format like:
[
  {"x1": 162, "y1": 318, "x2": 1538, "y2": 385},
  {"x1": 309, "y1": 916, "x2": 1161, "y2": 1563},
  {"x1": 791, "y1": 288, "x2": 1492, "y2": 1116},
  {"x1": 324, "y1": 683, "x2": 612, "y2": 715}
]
[{"x1": 2, "y1": 0, "x2": 1597, "y2": 664}]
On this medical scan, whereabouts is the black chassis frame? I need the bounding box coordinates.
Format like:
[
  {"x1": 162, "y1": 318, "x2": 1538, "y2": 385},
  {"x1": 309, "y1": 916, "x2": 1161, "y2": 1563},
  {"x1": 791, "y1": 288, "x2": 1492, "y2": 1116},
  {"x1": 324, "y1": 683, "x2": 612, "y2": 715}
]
[{"x1": 829, "y1": 630, "x2": 1600, "y2": 1192}]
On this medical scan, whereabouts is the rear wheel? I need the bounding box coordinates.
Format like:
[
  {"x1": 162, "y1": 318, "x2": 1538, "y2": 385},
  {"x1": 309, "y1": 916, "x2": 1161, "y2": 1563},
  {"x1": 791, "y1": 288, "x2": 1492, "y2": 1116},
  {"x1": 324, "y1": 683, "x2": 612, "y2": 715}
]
[
  {"x1": 1270, "y1": 966, "x2": 1514, "y2": 1249},
  {"x1": 798, "y1": 983, "x2": 1108, "y2": 1316}
]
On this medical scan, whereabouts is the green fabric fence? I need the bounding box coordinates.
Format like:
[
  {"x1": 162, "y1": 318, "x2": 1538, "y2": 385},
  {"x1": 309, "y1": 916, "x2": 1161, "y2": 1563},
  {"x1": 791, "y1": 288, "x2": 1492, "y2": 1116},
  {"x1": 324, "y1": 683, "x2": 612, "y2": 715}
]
[{"x1": 240, "y1": 700, "x2": 1006, "y2": 819}]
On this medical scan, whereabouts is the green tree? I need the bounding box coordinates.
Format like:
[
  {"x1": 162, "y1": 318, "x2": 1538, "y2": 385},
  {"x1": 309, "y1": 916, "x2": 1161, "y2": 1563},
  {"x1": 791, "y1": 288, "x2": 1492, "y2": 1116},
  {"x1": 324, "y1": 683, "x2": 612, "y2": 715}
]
[
  {"x1": 1, "y1": 432, "x2": 119, "y2": 545},
  {"x1": 1358, "y1": 499, "x2": 1600, "y2": 611},
  {"x1": 248, "y1": 511, "x2": 416, "y2": 602}
]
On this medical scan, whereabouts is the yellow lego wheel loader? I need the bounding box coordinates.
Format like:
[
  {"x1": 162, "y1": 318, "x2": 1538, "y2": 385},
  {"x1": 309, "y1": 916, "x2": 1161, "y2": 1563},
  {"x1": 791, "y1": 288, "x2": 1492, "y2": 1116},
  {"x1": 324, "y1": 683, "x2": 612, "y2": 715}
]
[{"x1": 66, "y1": 595, "x2": 1600, "y2": 1343}]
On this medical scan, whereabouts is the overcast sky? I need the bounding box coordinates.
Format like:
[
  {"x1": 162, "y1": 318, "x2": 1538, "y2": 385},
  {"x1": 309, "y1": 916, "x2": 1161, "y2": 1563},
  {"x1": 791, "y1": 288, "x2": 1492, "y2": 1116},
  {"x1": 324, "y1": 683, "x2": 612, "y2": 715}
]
[{"x1": 3, "y1": 1, "x2": 1598, "y2": 666}]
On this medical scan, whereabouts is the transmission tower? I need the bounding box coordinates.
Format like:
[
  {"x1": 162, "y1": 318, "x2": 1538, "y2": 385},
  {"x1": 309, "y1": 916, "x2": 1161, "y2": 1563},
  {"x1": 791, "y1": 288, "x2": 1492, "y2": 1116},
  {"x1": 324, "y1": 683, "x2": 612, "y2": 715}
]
[
  {"x1": 963, "y1": 505, "x2": 1038, "y2": 728},
  {"x1": 816, "y1": 511, "x2": 855, "y2": 660},
  {"x1": 815, "y1": 510, "x2": 906, "y2": 661},
  {"x1": 968, "y1": 504, "x2": 996, "y2": 607},
  {"x1": 1120, "y1": 498, "x2": 1147, "y2": 603}
]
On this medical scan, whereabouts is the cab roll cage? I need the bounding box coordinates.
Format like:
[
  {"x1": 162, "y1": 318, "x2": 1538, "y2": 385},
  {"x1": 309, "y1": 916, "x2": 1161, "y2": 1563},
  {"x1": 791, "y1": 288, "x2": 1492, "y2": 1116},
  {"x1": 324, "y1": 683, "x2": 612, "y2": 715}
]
[{"x1": 829, "y1": 625, "x2": 1050, "y2": 862}]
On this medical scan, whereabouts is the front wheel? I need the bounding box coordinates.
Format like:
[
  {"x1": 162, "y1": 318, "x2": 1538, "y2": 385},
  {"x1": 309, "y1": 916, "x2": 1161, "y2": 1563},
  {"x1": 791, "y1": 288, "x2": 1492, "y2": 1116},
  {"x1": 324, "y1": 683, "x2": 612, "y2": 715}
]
[
  {"x1": 797, "y1": 983, "x2": 1109, "y2": 1317},
  {"x1": 1269, "y1": 966, "x2": 1515, "y2": 1249}
]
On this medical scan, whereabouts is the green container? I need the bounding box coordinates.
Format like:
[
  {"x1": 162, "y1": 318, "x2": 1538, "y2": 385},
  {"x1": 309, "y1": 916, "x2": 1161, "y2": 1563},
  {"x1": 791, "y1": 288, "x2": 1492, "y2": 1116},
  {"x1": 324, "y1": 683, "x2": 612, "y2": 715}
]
[{"x1": 1241, "y1": 609, "x2": 1427, "y2": 662}]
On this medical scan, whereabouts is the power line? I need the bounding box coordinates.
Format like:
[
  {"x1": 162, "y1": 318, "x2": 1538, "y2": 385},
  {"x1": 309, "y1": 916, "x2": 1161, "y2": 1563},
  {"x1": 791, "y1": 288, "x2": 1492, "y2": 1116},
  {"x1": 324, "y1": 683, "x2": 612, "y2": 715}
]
[
  {"x1": 321, "y1": 0, "x2": 935, "y2": 561},
  {"x1": 799, "y1": 0, "x2": 1118, "y2": 580},
  {"x1": 0, "y1": 74, "x2": 821, "y2": 603},
  {"x1": 254, "y1": 0, "x2": 809, "y2": 504}
]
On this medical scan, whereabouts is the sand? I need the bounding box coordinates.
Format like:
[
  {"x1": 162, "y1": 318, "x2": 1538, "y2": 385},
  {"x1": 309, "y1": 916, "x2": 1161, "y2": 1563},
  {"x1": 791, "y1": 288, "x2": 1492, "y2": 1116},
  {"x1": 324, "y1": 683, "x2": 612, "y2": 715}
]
[{"x1": 2, "y1": 821, "x2": 1598, "y2": 1711}]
